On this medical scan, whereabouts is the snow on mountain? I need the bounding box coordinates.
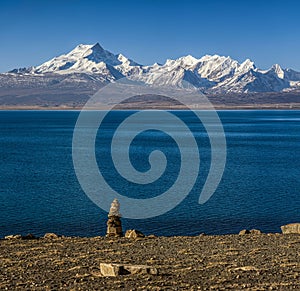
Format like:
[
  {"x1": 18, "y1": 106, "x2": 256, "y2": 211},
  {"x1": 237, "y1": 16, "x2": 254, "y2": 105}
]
[
  {"x1": 5, "y1": 43, "x2": 300, "y2": 93},
  {"x1": 194, "y1": 55, "x2": 239, "y2": 82},
  {"x1": 127, "y1": 55, "x2": 213, "y2": 88},
  {"x1": 283, "y1": 68, "x2": 300, "y2": 81},
  {"x1": 31, "y1": 43, "x2": 138, "y2": 82},
  {"x1": 271, "y1": 64, "x2": 285, "y2": 79}
]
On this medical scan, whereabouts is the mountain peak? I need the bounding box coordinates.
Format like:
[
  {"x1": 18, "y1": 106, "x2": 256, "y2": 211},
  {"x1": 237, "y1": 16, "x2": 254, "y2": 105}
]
[
  {"x1": 239, "y1": 59, "x2": 255, "y2": 71},
  {"x1": 178, "y1": 55, "x2": 198, "y2": 65},
  {"x1": 91, "y1": 42, "x2": 104, "y2": 50},
  {"x1": 81, "y1": 43, "x2": 120, "y2": 65},
  {"x1": 7, "y1": 42, "x2": 300, "y2": 94},
  {"x1": 72, "y1": 43, "x2": 104, "y2": 52},
  {"x1": 33, "y1": 42, "x2": 132, "y2": 74},
  {"x1": 270, "y1": 64, "x2": 284, "y2": 79},
  {"x1": 89, "y1": 43, "x2": 108, "y2": 55},
  {"x1": 116, "y1": 54, "x2": 140, "y2": 66}
]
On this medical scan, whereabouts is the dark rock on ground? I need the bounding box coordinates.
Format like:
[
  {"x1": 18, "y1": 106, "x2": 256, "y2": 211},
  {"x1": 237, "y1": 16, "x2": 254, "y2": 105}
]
[
  {"x1": 22, "y1": 233, "x2": 37, "y2": 240},
  {"x1": 239, "y1": 229, "x2": 262, "y2": 235},
  {"x1": 239, "y1": 229, "x2": 251, "y2": 235}
]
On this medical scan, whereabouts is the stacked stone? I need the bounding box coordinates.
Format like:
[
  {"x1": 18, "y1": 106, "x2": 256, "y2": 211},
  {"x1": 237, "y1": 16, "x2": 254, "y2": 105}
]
[{"x1": 106, "y1": 199, "x2": 123, "y2": 237}]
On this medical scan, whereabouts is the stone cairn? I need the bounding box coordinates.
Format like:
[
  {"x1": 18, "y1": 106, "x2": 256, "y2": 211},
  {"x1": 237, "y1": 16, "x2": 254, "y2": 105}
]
[{"x1": 106, "y1": 199, "x2": 123, "y2": 237}]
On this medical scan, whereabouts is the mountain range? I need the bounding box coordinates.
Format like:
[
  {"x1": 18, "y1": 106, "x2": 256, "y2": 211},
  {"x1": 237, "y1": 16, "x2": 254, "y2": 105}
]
[{"x1": 1, "y1": 43, "x2": 300, "y2": 108}]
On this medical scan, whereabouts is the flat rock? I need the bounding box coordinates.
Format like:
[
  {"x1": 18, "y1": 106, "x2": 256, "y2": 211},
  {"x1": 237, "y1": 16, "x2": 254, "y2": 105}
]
[
  {"x1": 100, "y1": 263, "x2": 158, "y2": 276},
  {"x1": 100, "y1": 263, "x2": 126, "y2": 276},
  {"x1": 234, "y1": 266, "x2": 259, "y2": 271},
  {"x1": 125, "y1": 229, "x2": 145, "y2": 239},
  {"x1": 281, "y1": 223, "x2": 300, "y2": 234},
  {"x1": 4, "y1": 234, "x2": 22, "y2": 240}
]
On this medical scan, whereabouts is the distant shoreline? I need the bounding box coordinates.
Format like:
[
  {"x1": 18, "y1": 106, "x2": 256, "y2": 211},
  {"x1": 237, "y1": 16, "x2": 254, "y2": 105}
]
[{"x1": 1, "y1": 103, "x2": 300, "y2": 111}]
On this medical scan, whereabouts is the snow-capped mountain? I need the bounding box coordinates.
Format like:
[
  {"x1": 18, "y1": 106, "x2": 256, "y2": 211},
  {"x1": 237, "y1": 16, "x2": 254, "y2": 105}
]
[
  {"x1": 19, "y1": 43, "x2": 140, "y2": 82},
  {"x1": 33, "y1": 43, "x2": 140, "y2": 74},
  {"x1": 4, "y1": 42, "x2": 300, "y2": 94}
]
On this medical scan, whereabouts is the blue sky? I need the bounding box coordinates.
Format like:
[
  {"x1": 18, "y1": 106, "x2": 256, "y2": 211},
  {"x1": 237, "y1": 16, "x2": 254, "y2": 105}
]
[{"x1": 0, "y1": 0, "x2": 299, "y2": 72}]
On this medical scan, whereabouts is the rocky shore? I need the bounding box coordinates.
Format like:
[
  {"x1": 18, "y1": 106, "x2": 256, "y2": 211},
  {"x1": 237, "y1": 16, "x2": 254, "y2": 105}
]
[{"x1": 1, "y1": 233, "x2": 299, "y2": 290}]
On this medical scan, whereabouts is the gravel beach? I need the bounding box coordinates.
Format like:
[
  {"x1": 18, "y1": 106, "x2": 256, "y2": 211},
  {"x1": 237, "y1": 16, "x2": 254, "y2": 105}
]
[{"x1": 0, "y1": 233, "x2": 299, "y2": 290}]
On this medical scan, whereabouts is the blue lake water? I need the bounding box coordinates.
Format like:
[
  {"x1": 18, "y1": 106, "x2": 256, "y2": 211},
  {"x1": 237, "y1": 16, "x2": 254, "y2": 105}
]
[{"x1": 0, "y1": 110, "x2": 299, "y2": 237}]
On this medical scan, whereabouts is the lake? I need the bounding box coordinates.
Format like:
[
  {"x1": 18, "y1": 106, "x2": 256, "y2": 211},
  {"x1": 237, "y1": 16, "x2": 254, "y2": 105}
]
[{"x1": 0, "y1": 110, "x2": 299, "y2": 237}]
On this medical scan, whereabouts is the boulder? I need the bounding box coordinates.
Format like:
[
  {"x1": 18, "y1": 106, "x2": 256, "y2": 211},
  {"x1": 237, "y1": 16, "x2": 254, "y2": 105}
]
[
  {"x1": 239, "y1": 229, "x2": 261, "y2": 235},
  {"x1": 125, "y1": 229, "x2": 145, "y2": 239},
  {"x1": 100, "y1": 263, "x2": 158, "y2": 277},
  {"x1": 250, "y1": 229, "x2": 262, "y2": 235},
  {"x1": 239, "y1": 229, "x2": 251, "y2": 235},
  {"x1": 281, "y1": 223, "x2": 300, "y2": 234},
  {"x1": 4, "y1": 234, "x2": 22, "y2": 240},
  {"x1": 44, "y1": 233, "x2": 59, "y2": 239},
  {"x1": 22, "y1": 233, "x2": 36, "y2": 240}
]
